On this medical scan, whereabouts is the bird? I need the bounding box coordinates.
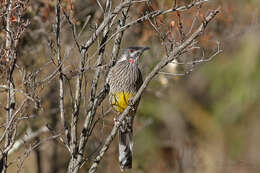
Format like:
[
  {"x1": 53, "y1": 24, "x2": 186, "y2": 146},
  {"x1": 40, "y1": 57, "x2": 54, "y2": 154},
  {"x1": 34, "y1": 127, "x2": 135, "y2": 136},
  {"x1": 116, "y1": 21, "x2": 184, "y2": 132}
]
[{"x1": 106, "y1": 46, "x2": 149, "y2": 171}]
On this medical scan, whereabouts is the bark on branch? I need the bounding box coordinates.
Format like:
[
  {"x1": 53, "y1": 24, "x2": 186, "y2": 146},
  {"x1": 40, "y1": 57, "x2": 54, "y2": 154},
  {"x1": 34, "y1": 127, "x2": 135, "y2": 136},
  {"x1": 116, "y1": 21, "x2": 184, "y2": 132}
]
[{"x1": 88, "y1": 7, "x2": 220, "y2": 173}]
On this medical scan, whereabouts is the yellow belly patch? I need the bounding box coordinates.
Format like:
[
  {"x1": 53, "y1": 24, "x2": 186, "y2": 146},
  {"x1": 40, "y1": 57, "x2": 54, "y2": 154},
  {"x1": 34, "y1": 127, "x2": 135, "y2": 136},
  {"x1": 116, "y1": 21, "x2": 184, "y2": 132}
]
[{"x1": 110, "y1": 92, "x2": 135, "y2": 113}]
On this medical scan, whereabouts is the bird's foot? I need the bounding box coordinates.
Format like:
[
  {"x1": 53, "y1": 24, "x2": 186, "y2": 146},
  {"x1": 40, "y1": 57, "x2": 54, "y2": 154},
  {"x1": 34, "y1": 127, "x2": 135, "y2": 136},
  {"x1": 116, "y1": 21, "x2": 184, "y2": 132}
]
[
  {"x1": 114, "y1": 117, "x2": 121, "y2": 127},
  {"x1": 128, "y1": 99, "x2": 135, "y2": 111}
]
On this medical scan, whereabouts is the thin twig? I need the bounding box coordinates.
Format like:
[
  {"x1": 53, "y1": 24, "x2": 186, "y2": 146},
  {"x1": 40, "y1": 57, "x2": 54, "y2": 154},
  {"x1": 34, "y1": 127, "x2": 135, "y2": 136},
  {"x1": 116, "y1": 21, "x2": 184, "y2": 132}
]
[
  {"x1": 109, "y1": 0, "x2": 132, "y2": 68},
  {"x1": 0, "y1": 85, "x2": 38, "y2": 104},
  {"x1": 87, "y1": 0, "x2": 208, "y2": 62},
  {"x1": 8, "y1": 126, "x2": 49, "y2": 155},
  {"x1": 88, "y1": 8, "x2": 220, "y2": 173},
  {"x1": 68, "y1": 0, "x2": 114, "y2": 171},
  {"x1": 81, "y1": 0, "x2": 132, "y2": 52}
]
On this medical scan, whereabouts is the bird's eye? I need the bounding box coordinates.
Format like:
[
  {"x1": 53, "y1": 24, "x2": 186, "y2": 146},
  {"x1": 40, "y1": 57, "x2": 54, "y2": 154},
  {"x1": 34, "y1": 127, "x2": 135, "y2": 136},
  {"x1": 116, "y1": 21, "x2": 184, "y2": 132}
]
[{"x1": 130, "y1": 49, "x2": 134, "y2": 53}]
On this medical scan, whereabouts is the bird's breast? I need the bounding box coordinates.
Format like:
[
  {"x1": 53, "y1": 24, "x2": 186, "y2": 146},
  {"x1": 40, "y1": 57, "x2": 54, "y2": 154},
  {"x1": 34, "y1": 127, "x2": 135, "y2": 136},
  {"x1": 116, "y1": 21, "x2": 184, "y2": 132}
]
[
  {"x1": 108, "y1": 62, "x2": 141, "y2": 93},
  {"x1": 107, "y1": 62, "x2": 143, "y2": 113}
]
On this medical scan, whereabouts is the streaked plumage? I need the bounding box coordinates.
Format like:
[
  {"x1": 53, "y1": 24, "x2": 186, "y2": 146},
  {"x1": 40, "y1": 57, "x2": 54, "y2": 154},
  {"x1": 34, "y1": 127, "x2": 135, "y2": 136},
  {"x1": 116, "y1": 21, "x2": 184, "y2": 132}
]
[{"x1": 106, "y1": 46, "x2": 148, "y2": 171}]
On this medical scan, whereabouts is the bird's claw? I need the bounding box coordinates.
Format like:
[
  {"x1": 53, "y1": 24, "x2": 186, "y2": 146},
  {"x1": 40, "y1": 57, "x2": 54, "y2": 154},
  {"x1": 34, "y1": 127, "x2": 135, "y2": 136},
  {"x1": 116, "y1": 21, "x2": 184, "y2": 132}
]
[
  {"x1": 128, "y1": 99, "x2": 135, "y2": 111},
  {"x1": 114, "y1": 117, "x2": 120, "y2": 127},
  {"x1": 129, "y1": 98, "x2": 134, "y2": 106}
]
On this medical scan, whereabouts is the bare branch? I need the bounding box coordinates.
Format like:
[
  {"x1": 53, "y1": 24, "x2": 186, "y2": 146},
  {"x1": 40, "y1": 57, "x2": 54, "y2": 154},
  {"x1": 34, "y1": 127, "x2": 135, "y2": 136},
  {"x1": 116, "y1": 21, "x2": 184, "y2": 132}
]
[
  {"x1": 109, "y1": 0, "x2": 132, "y2": 67},
  {"x1": 56, "y1": 0, "x2": 70, "y2": 150},
  {"x1": 87, "y1": 0, "x2": 208, "y2": 61},
  {"x1": 88, "y1": 7, "x2": 220, "y2": 173},
  {"x1": 8, "y1": 126, "x2": 49, "y2": 155},
  {"x1": 68, "y1": 0, "x2": 114, "y2": 171},
  {"x1": 74, "y1": 1, "x2": 132, "y2": 169},
  {"x1": 0, "y1": 85, "x2": 38, "y2": 104},
  {"x1": 96, "y1": 0, "x2": 104, "y2": 13},
  {"x1": 81, "y1": 0, "x2": 131, "y2": 52},
  {"x1": 1, "y1": 0, "x2": 17, "y2": 172},
  {"x1": 7, "y1": 134, "x2": 60, "y2": 172},
  {"x1": 0, "y1": 99, "x2": 28, "y2": 144}
]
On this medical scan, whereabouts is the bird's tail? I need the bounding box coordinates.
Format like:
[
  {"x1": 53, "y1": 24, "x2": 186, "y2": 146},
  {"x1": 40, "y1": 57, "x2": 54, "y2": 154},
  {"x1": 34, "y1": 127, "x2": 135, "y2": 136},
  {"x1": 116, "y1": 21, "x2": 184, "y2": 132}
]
[{"x1": 118, "y1": 116, "x2": 133, "y2": 171}]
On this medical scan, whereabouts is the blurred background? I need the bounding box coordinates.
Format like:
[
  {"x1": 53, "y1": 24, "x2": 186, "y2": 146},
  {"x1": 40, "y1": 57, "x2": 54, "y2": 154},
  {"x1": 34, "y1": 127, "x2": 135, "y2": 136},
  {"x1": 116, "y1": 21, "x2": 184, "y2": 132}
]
[{"x1": 1, "y1": 0, "x2": 260, "y2": 173}]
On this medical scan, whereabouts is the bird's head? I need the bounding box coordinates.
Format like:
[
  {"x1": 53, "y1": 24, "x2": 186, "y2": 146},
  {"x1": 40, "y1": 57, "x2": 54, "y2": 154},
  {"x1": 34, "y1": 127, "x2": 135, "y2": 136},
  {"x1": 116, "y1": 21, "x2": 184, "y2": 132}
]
[{"x1": 118, "y1": 46, "x2": 149, "y2": 64}]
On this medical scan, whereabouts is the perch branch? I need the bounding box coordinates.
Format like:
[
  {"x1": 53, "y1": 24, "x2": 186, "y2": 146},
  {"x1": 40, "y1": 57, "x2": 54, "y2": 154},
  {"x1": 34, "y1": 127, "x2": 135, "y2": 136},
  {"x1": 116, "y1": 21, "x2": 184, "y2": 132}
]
[{"x1": 88, "y1": 7, "x2": 220, "y2": 173}]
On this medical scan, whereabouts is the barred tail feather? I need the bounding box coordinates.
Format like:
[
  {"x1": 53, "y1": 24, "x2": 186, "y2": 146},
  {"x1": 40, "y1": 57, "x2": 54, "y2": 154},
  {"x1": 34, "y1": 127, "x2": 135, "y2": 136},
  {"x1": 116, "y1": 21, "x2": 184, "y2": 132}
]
[{"x1": 118, "y1": 125, "x2": 133, "y2": 171}]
